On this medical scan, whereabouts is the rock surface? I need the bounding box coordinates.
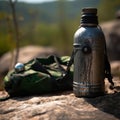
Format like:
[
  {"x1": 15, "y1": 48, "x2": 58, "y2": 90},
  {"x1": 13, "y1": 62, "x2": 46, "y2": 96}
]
[
  {"x1": 0, "y1": 78, "x2": 120, "y2": 120},
  {"x1": 111, "y1": 61, "x2": 120, "y2": 76},
  {"x1": 101, "y1": 20, "x2": 120, "y2": 61}
]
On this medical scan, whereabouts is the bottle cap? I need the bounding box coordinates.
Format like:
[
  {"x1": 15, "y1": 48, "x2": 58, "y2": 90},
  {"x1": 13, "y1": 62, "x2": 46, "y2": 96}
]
[{"x1": 82, "y1": 8, "x2": 97, "y2": 14}]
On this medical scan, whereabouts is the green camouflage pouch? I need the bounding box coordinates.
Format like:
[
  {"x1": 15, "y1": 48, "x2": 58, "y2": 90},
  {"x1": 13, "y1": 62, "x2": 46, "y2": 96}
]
[{"x1": 4, "y1": 55, "x2": 73, "y2": 97}]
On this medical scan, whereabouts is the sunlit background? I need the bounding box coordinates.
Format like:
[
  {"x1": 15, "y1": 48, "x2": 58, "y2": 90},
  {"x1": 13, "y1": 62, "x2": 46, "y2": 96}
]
[{"x1": 0, "y1": 0, "x2": 120, "y2": 55}]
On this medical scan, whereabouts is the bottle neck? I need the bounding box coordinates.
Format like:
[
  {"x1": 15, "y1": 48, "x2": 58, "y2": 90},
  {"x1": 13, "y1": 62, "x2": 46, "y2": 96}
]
[{"x1": 80, "y1": 12, "x2": 98, "y2": 27}]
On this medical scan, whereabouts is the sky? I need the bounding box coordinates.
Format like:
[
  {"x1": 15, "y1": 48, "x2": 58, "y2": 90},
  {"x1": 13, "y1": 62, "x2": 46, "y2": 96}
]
[
  {"x1": 18, "y1": 0, "x2": 56, "y2": 3},
  {"x1": 1, "y1": 0, "x2": 74, "y2": 3}
]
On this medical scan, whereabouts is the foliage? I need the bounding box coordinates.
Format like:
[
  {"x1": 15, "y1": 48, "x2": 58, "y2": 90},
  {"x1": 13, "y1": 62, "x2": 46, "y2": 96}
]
[
  {"x1": 98, "y1": 0, "x2": 120, "y2": 21},
  {"x1": 0, "y1": 12, "x2": 15, "y2": 56}
]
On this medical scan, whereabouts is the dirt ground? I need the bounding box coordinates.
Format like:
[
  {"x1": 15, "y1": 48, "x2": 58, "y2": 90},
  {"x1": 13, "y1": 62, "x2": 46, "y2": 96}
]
[{"x1": 0, "y1": 77, "x2": 120, "y2": 120}]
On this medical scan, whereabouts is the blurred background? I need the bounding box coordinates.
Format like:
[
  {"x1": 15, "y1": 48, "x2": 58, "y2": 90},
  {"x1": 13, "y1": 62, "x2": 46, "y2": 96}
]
[{"x1": 0, "y1": 0, "x2": 120, "y2": 90}]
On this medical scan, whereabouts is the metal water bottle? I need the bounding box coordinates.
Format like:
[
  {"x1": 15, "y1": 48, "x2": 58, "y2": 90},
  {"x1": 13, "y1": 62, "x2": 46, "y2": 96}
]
[{"x1": 73, "y1": 8, "x2": 105, "y2": 97}]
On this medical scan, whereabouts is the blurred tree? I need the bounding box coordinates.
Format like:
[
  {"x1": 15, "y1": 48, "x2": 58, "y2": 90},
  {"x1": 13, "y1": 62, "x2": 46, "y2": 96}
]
[
  {"x1": 9, "y1": 0, "x2": 20, "y2": 67},
  {"x1": 58, "y1": 0, "x2": 71, "y2": 55}
]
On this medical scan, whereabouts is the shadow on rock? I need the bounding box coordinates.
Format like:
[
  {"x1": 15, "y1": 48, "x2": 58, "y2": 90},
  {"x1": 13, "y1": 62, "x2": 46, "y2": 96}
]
[{"x1": 85, "y1": 92, "x2": 120, "y2": 119}]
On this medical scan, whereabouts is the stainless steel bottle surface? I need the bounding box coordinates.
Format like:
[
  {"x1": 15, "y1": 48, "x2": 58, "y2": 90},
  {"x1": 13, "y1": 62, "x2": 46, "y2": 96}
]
[{"x1": 73, "y1": 8, "x2": 105, "y2": 97}]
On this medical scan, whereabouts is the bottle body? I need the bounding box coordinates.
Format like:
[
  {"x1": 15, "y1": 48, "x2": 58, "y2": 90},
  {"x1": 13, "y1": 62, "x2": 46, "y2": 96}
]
[{"x1": 73, "y1": 26, "x2": 105, "y2": 97}]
